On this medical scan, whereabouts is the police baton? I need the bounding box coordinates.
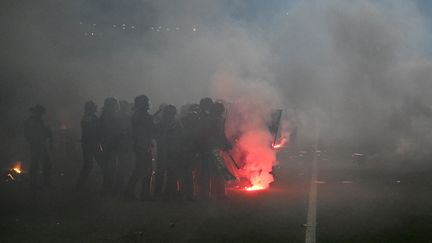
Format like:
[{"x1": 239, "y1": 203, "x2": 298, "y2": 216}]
[{"x1": 226, "y1": 151, "x2": 240, "y2": 169}]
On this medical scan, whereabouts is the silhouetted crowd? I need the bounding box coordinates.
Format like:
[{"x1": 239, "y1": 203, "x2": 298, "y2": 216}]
[{"x1": 24, "y1": 95, "x2": 233, "y2": 201}]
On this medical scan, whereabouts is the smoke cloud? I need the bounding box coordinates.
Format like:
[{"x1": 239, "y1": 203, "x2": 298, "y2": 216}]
[{"x1": 2, "y1": 0, "x2": 432, "y2": 165}]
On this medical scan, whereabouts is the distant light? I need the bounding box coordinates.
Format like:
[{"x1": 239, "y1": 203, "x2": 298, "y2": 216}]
[
  {"x1": 113, "y1": 24, "x2": 117, "y2": 28},
  {"x1": 166, "y1": 27, "x2": 170, "y2": 31},
  {"x1": 131, "y1": 26, "x2": 135, "y2": 29},
  {"x1": 192, "y1": 28, "x2": 197, "y2": 32},
  {"x1": 175, "y1": 27, "x2": 180, "y2": 31},
  {"x1": 93, "y1": 23, "x2": 96, "y2": 26},
  {"x1": 79, "y1": 21, "x2": 83, "y2": 25}
]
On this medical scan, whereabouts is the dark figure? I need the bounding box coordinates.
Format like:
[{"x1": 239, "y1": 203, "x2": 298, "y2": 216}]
[
  {"x1": 197, "y1": 98, "x2": 232, "y2": 199},
  {"x1": 125, "y1": 95, "x2": 155, "y2": 200},
  {"x1": 203, "y1": 101, "x2": 232, "y2": 199},
  {"x1": 153, "y1": 103, "x2": 168, "y2": 124},
  {"x1": 100, "y1": 97, "x2": 123, "y2": 194},
  {"x1": 196, "y1": 98, "x2": 214, "y2": 200},
  {"x1": 177, "y1": 104, "x2": 201, "y2": 200},
  {"x1": 24, "y1": 105, "x2": 53, "y2": 188},
  {"x1": 211, "y1": 101, "x2": 232, "y2": 151},
  {"x1": 154, "y1": 105, "x2": 182, "y2": 200},
  {"x1": 77, "y1": 101, "x2": 102, "y2": 190},
  {"x1": 116, "y1": 100, "x2": 133, "y2": 191}
]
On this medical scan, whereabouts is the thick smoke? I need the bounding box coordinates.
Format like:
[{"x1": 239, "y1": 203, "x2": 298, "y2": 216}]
[
  {"x1": 2, "y1": 0, "x2": 432, "y2": 166},
  {"x1": 266, "y1": 0, "x2": 432, "y2": 158},
  {"x1": 212, "y1": 71, "x2": 284, "y2": 189}
]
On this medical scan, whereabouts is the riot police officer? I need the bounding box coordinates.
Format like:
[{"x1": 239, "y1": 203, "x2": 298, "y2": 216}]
[
  {"x1": 116, "y1": 100, "x2": 133, "y2": 191},
  {"x1": 197, "y1": 99, "x2": 233, "y2": 199},
  {"x1": 196, "y1": 98, "x2": 215, "y2": 199},
  {"x1": 154, "y1": 104, "x2": 181, "y2": 200},
  {"x1": 177, "y1": 104, "x2": 201, "y2": 200},
  {"x1": 208, "y1": 101, "x2": 232, "y2": 198},
  {"x1": 125, "y1": 95, "x2": 155, "y2": 200},
  {"x1": 24, "y1": 105, "x2": 53, "y2": 188},
  {"x1": 77, "y1": 101, "x2": 101, "y2": 190},
  {"x1": 100, "y1": 97, "x2": 123, "y2": 194}
]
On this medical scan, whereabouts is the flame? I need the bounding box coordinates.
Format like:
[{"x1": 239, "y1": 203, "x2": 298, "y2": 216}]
[
  {"x1": 233, "y1": 130, "x2": 276, "y2": 191},
  {"x1": 221, "y1": 98, "x2": 287, "y2": 192},
  {"x1": 272, "y1": 137, "x2": 288, "y2": 149},
  {"x1": 245, "y1": 185, "x2": 266, "y2": 191},
  {"x1": 12, "y1": 161, "x2": 22, "y2": 174}
]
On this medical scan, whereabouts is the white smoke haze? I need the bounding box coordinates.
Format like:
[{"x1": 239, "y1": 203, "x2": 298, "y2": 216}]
[
  {"x1": 267, "y1": 0, "x2": 432, "y2": 156},
  {"x1": 212, "y1": 70, "x2": 284, "y2": 189},
  {"x1": 2, "y1": 0, "x2": 432, "y2": 164}
]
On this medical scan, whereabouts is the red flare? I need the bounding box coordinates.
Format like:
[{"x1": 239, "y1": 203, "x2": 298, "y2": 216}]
[
  {"x1": 244, "y1": 185, "x2": 266, "y2": 191},
  {"x1": 272, "y1": 137, "x2": 288, "y2": 149}
]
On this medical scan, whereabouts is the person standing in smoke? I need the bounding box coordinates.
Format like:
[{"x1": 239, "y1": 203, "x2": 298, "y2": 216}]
[
  {"x1": 116, "y1": 100, "x2": 133, "y2": 192},
  {"x1": 178, "y1": 104, "x2": 201, "y2": 200},
  {"x1": 99, "y1": 97, "x2": 123, "y2": 194},
  {"x1": 125, "y1": 95, "x2": 155, "y2": 200},
  {"x1": 24, "y1": 105, "x2": 53, "y2": 188},
  {"x1": 77, "y1": 101, "x2": 102, "y2": 190},
  {"x1": 196, "y1": 98, "x2": 214, "y2": 200},
  {"x1": 209, "y1": 101, "x2": 232, "y2": 198},
  {"x1": 154, "y1": 104, "x2": 182, "y2": 200},
  {"x1": 197, "y1": 98, "x2": 232, "y2": 200}
]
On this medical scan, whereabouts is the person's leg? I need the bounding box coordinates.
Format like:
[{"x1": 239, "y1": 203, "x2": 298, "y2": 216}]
[
  {"x1": 139, "y1": 151, "x2": 154, "y2": 200},
  {"x1": 197, "y1": 155, "x2": 211, "y2": 200},
  {"x1": 154, "y1": 160, "x2": 166, "y2": 198},
  {"x1": 29, "y1": 145, "x2": 40, "y2": 188},
  {"x1": 124, "y1": 154, "x2": 144, "y2": 198},
  {"x1": 211, "y1": 169, "x2": 226, "y2": 199},
  {"x1": 102, "y1": 145, "x2": 117, "y2": 193},
  {"x1": 180, "y1": 164, "x2": 195, "y2": 199},
  {"x1": 41, "y1": 147, "x2": 52, "y2": 187},
  {"x1": 77, "y1": 145, "x2": 94, "y2": 189}
]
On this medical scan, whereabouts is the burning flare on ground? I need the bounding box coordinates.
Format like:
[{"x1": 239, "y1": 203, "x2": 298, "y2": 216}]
[
  {"x1": 212, "y1": 72, "x2": 285, "y2": 192},
  {"x1": 12, "y1": 161, "x2": 22, "y2": 174},
  {"x1": 5, "y1": 161, "x2": 23, "y2": 182},
  {"x1": 226, "y1": 113, "x2": 278, "y2": 191},
  {"x1": 245, "y1": 184, "x2": 266, "y2": 191}
]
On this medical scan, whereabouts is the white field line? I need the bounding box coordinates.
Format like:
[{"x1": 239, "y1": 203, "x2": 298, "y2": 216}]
[{"x1": 305, "y1": 136, "x2": 319, "y2": 243}]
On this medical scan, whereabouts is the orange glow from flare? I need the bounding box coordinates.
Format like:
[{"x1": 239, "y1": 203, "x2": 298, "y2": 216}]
[
  {"x1": 245, "y1": 185, "x2": 266, "y2": 191},
  {"x1": 272, "y1": 137, "x2": 288, "y2": 149},
  {"x1": 12, "y1": 161, "x2": 22, "y2": 174}
]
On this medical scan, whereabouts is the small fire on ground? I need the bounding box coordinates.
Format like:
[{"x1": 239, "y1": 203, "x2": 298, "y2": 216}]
[
  {"x1": 244, "y1": 185, "x2": 266, "y2": 191},
  {"x1": 5, "y1": 161, "x2": 23, "y2": 183},
  {"x1": 12, "y1": 162, "x2": 22, "y2": 174}
]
